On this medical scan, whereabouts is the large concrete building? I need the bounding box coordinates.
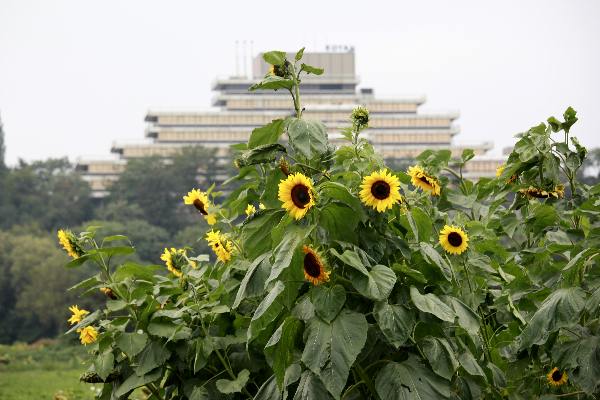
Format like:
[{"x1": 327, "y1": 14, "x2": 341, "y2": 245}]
[{"x1": 77, "y1": 49, "x2": 501, "y2": 197}]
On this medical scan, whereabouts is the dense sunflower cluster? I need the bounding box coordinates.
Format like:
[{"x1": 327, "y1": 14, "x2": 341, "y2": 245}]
[{"x1": 206, "y1": 230, "x2": 234, "y2": 263}]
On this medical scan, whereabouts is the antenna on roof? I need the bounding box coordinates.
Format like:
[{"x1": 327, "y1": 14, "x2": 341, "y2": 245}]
[
  {"x1": 249, "y1": 40, "x2": 254, "y2": 79},
  {"x1": 235, "y1": 40, "x2": 239, "y2": 77},
  {"x1": 242, "y1": 40, "x2": 247, "y2": 78}
]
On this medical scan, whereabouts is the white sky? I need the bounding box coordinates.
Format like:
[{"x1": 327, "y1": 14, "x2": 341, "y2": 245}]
[{"x1": 1, "y1": 0, "x2": 599, "y2": 165}]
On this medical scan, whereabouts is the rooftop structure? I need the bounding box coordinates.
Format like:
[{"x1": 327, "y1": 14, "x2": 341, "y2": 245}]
[{"x1": 77, "y1": 49, "x2": 502, "y2": 197}]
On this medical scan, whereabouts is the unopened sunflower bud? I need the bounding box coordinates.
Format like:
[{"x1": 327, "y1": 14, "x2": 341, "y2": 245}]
[
  {"x1": 351, "y1": 106, "x2": 369, "y2": 130},
  {"x1": 279, "y1": 157, "x2": 290, "y2": 176}
]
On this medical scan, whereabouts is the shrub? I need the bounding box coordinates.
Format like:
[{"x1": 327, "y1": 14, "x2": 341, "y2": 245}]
[{"x1": 61, "y1": 49, "x2": 600, "y2": 399}]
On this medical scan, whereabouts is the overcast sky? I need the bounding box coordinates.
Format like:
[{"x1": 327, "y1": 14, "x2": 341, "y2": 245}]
[{"x1": 1, "y1": 0, "x2": 599, "y2": 165}]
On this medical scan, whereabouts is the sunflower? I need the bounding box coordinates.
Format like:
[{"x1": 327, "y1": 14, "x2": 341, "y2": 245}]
[
  {"x1": 278, "y1": 173, "x2": 315, "y2": 220},
  {"x1": 68, "y1": 305, "x2": 89, "y2": 325},
  {"x1": 99, "y1": 287, "x2": 117, "y2": 299},
  {"x1": 519, "y1": 185, "x2": 565, "y2": 199},
  {"x1": 79, "y1": 326, "x2": 98, "y2": 345},
  {"x1": 439, "y1": 225, "x2": 469, "y2": 255},
  {"x1": 546, "y1": 367, "x2": 568, "y2": 387},
  {"x1": 183, "y1": 189, "x2": 210, "y2": 214},
  {"x1": 160, "y1": 247, "x2": 189, "y2": 277},
  {"x1": 407, "y1": 165, "x2": 441, "y2": 196},
  {"x1": 205, "y1": 230, "x2": 234, "y2": 263},
  {"x1": 359, "y1": 169, "x2": 402, "y2": 212},
  {"x1": 495, "y1": 164, "x2": 505, "y2": 177},
  {"x1": 302, "y1": 246, "x2": 330, "y2": 285},
  {"x1": 57, "y1": 229, "x2": 84, "y2": 259},
  {"x1": 245, "y1": 204, "x2": 256, "y2": 216}
]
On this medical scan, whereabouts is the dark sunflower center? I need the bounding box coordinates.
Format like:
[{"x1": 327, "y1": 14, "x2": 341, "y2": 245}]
[
  {"x1": 419, "y1": 176, "x2": 431, "y2": 186},
  {"x1": 304, "y1": 253, "x2": 322, "y2": 278},
  {"x1": 371, "y1": 180, "x2": 391, "y2": 200},
  {"x1": 552, "y1": 370, "x2": 563, "y2": 382},
  {"x1": 193, "y1": 199, "x2": 208, "y2": 215},
  {"x1": 291, "y1": 184, "x2": 310, "y2": 208},
  {"x1": 447, "y1": 232, "x2": 463, "y2": 247}
]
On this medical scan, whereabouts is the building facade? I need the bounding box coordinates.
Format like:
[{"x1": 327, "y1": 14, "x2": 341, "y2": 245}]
[{"x1": 77, "y1": 50, "x2": 502, "y2": 197}]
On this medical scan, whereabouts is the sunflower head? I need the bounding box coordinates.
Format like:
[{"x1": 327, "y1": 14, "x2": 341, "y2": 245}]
[
  {"x1": 495, "y1": 164, "x2": 505, "y2": 178},
  {"x1": 351, "y1": 106, "x2": 370, "y2": 130},
  {"x1": 278, "y1": 173, "x2": 315, "y2": 220},
  {"x1": 68, "y1": 305, "x2": 90, "y2": 325},
  {"x1": 519, "y1": 185, "x2": 565, "y2": 199},
  {"x1": 183, "y1": 189, "x2": 211, "y2": 215},
  {"x1": 245, "y1": 204, "x2": 256, "y2": 216},
  {"x1": 547, "y1": 367, "x2": 568, "y2": 387},
  {"x1": 99, "y1": 287, "x2": 117, "y2": 300},
  {"x1": 205, "y1": 230, "x2": 234, "y2": 263},
  {"x1": 302, "y1": 246, "x2": 330, "y2": 285},
  {"x1": 268, "y1": 62, "x2": 288, "y2": 78},
  {"x1": 359, "y1": 169, "x2": 403, "y2": 212},
  {"x1": 160, "y1": 247, "x2": 189, "y2": 277},
  {"x1": 407, "y1": 165, "x2": 441, "y2": 196},
  {"x1": 79, "y1": 326, "x2": 98, "y2": 345},
  {"x1": 57, "y1": 229, "x2": 84, "y2": 259},
  {"x1": 439, "y1": 225, "x2": 469, "y2": 255}
]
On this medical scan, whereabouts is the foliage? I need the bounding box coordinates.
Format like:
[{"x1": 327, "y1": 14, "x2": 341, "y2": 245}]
[{"x1": 63, "y1": 49, "x2": 600, "y2": 399}]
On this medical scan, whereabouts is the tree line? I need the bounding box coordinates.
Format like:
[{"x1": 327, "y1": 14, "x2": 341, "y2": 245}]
[{"x1": 0, "y1": 138, "x2": 231, "y2": 343}]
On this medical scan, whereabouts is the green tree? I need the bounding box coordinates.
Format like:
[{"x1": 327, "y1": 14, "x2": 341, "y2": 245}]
[
  {"x1": 0, "y1": 158, "x2": 93, "y2": 230},
  {"x1": 107, "y1": 146, "x2": 222, "y2": 233}
]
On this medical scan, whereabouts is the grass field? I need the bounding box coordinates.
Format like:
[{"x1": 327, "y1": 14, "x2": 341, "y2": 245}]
[{"x1": 0, "y1": 339, "x2": 97, "y2": 400}]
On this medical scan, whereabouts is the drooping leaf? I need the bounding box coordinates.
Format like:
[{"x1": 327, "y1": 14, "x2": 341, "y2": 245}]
[
  {"x1": 311, "y1": 284, "x2": 346, "y2": 323},
  {"x1": 248, "y1": 281, "x2": 286, "y2": 343},
  {"x1": 553, "y1": 336, "x2": 600, "y2": 394},
  {"x1": 135, "y1": 341, "x2": 171, "y2": 376},
  {"x1": 301, "y1": 310, "x2": 368, "y2": 398},
  {"x1": 375, "y1": 355, "x2": 451, "y2": 399},
  {"x1": 233, "y1": 253, "x2": 271, "y2": 309},
  {"x1": 249, "y1": 75, "x2": 294, "y2": 91},
  {"x1": 266, "y1": 224, "x2": 311, "y2": 285},
  {"x1": 300, "y1": 63, "x2": 324, "y2": 75},
  {"x1": 287, "y1": 118, "x2": 329, "y2": 160},
  {"x1": 263, "y1": 51, "x2": 287, "y2": 66},
  {"x1": 265, "y1": 316, "x2": 303, "y2": 388},
  {"x1": 115, "y1": 368, "x2": 162, "y2": 397},
  {"x1": 116, "y1": 332, "x2": 148, "y2": 358},
  {"x1": 410, "y1": 286, "x2": 456, "y2": 322},
  {"x1": 293, "y1": 371, "x2": 334, "y2": 400},
  {"x1": 248, "y1": 119, "x2": 287, "y2": 149},
  {"x1": 374, "y1": 302, "x2": 415, "y2": 349},
  {"x1": 419, "y1": 243, "x2": 452, "y2": 281},
  {"x1": 241, "y1": 209, "x2": 286, "y2": 259},
  {"x1": 422, "y1": 337, "x2": 459, "y2": 380},
  {"x1": 216, "y1": 369, "x2": 250, "y2": 394},
  {"x1": 94, "y1": 351, "x2": 115, "y2": 381},
  {"x1": 518, "y1": 287, "x2": 586, "y2": 349}
]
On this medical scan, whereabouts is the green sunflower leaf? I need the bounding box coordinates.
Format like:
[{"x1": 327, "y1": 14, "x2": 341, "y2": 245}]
[
  {"x1": 518, "y1": 287, "x2": 586, "y2": 349},
  {"x1": 301, "y1": 310, "x2": 368, "y2": 399},
  {"x1": 375, "y1": 354, "x2": 451, "y2": 399}
]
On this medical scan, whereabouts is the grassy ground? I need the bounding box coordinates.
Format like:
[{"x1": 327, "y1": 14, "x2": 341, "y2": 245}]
[{"x1": 0, "y1": 339, "x2": 97, "y2": 400}]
